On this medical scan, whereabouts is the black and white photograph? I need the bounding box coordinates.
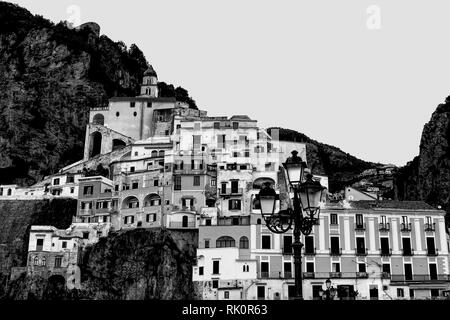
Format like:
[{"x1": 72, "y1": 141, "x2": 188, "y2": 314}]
[{"x1": 0, "y1": 0, "x2": 449, "y2": 317}]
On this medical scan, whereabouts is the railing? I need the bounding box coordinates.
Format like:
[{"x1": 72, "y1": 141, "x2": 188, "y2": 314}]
[
  {"x1": 304, "y1": 248, "x2": 316, "y2": 256},
  {"x1": 355, "y1": 223, "x2": 366, "y2": 231},
  {"x1": 282, "y1": 247, "x2": 293, "y2": 255},
  {"x1": 425, "y1": 223, "x2": 436, "y2": 232},
  {"x1": 390, "y1": 274, "x2": 450, "y2": 282},
  {"x1": 427, "y1": 248, "x2": 439, "y2": 256},
  {"x1": 284, "y1": 271, "x2": 293, "y2": 279},
  {"x1": 169, "y1": 221, "x2": 196, "y2": 228},
  {"x1": 303, "y1": 272, "x2": 315, "y2": 279},
  {"x1": 402, "y1": 249, "x2": 415, "y2": 256},
  {"x1": 356, "y1": 248, "x2": 368, "y2": 256},
  {"x1": 173, "y1": 167, "x2": 207, "y2": 175},
  {"x1": 401, "y1": 223, "x2": 412, "y2": 232},
  {"x1": 381, "y1": 272, "x2": 391, "y2": 279},
  {"x1": 379, "y1": 223, "x2": 390, "y2": 232},
  {"x1": 330, "y1": 248, "x2": 342, "y2": 256},
  {"x1": 217, "y1": 216, "x2": 250, "y2": 226},
  {"x1": 380, "y1": 249, "x2": 392, "y2": 257},
  {"x1": 172, "y1": 205, "x2": 196, "y2": 212},
  {"x1": 329, "y1": 272, "x2": 342, "y2": 278},
  {"x1": 78, "y1": 209, "x2": 93, "y2": 216},
  {"x1": 356, "y1": 272, "x2": 369, "y2": 278},
  {"x1": 219, "y1": 188, "x2": 244, "y2": 196}
]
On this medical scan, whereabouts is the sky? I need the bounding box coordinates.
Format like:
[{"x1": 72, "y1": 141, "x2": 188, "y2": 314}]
[{"x1": 10, "y1": 0, "x2": 450, "y2": 166}]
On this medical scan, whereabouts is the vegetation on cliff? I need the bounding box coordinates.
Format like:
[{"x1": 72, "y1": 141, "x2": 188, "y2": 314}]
[
  {"x1": 0, "y1": 2, "x2": 197, "y2": 186},
  {"x1": 268, "y1": 127, "x2": 381, "y2": 192}
]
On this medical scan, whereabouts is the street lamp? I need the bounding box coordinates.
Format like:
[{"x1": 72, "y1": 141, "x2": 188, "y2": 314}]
[
  {"x1": 319, "y1": 279, "x2": 337, "y2": 300},
  {"x1": 257, "y1": 150, "x2": 327, "y2": 300}
]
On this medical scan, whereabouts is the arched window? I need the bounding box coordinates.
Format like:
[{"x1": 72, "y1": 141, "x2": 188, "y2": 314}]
[
  {"x1": 257, "y1": 218, "x2": 262, "y2": 225},
  {"x1": 34, "y1": 256, "x2": 39, "y2": 266},
  {"x1": 216, "y1": 236, "x2": 236, "y2": 248},
  {"x1": 159, "y1": 150, "x2": 165, "y2": 157},
  {"x1": 122, "y1": 196, "x2": 139, "y2": 209},
  {"x1": 93, "y1": 114, "x2": 105, "y2": 125},
  {"x1": 151, "y1": 150, "x2": 158, "y2": 158},
  {"x1": 41, "y1": 257, "x2": 46, "y2": 266},
  {"x1": 239, "y1": 236, "x2": 249, "y2": 249}
]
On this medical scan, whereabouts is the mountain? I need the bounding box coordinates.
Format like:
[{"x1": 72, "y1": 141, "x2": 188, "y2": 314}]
[
  {"x1": 267, "y1": 127, "x2": 383, "y2": 192},
  {"x1": 395, "y1": 96, "x2": 450, "y2": 216},
  {"x1": 0, "y1": 2, "x2": 197, "y2": 186}
]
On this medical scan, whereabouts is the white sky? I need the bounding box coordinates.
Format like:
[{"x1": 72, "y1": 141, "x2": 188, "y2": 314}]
[{"x1": 10, "y1": 0, "x2": 450, "y2": 166}]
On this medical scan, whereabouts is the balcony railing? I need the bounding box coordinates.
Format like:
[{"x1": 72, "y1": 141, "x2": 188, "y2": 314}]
[
  {"x1": 381, "y1": 272, "x2": 391, "y2": 279},
  {"x1": 356, "y1": 272, "x2": 369, "y2": 278},
  {"x1": 329, "y1": 272, "x2": 342, "y2": 278},
  {"x1": 217, "y1": 216, "x2": 250, "y2": 226},
  {"x1": 303, "y1": 272, "x2": 315, "y2": 279},
  {"x1": 425, "y1": 223, "x2": 436, "y2": 232},
  {"x1": 302, "y1": 272, "x2": 391, "y2": 279},
  {"x1": 401, "y1": 223, "x2": 412, "y2": 232},
  {"x1": 304, "y1": 248, "x2": 316, "y2": 256},
  {"x1": 172, "y1": 205, "x2": 196, "y2": 212},
  {"x1": 173, "y1": 167, "x2": 207, "y2": 175},
  {"x1": 356, "y1": 248, "x2": 368, "y2": 256},
  {"x1": 379, "y1": 223, "x2": 390, "y2": 232},
  {"x1": 380, "y1": 249, "x2": 392, "y2": 257},
  {"x1": 219, "y1": 188, "x2": 244, "y2": 196},
  {"x1": 168, "y1": 221, "x2": 196, "y2": 229},
  {"x1": 330, "y1": 248, "x2": 342, "y2": 256},
  {"x1": 390, "y1": 274, "x2": 450, "y2": 282},
  {"x1": 284, "y1": 271, "x2": 293, "y2": 279},
  {"x1": 355, "y1": 223, "x2": 366, "y2": 231},
  {"x1": 402, "y1": 249, "x2": 415, "y2": 256},
  {"x1": 282, "y1": 247, "x2": 293, "y2": 255},
  {"x1": 78, "y1": 209, "x2": 93, "y2": 216},
  {"x1": 427, "y1": 248, "x2": 439, "y2": 256},
  {"x1": 259, "y1": 271, "x2": 284, "y2": 279}
]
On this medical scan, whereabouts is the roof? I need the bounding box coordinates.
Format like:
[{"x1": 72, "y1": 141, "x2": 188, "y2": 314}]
[
  {"x1": 230, "y1": 115, "x2": 252, "y2": 121},
  {"x1": 349, "y1": 200, "x2": 438, "y2": 211},
  {"x1": 144, "y1": 65, "x2": 157, "y2": 77},
  {"x1": 109, "y1": 97, "x2": 176, "y2": 103}
]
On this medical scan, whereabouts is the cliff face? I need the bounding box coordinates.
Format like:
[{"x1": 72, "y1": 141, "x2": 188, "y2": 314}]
[
  {"x1": 0, "y1": 2, "x2": 196, "y2": 186},
  {"x1": 395, "y1": 97, "x2": 450, "y2": 214},
  {"x1": 0, "y1": 198, "x2": 77, "y2": 298},
  {"x1": 268, "y1": 127, "x2": 380, "y2": 192}
]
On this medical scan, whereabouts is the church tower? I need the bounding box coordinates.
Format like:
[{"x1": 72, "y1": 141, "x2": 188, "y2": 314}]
[{"x1": 140, "y1": 65, "x2": 159, "y2": 97}]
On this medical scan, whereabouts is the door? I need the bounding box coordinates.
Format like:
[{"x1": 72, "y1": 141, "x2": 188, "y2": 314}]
[
  {"x1": 405, "y1": 264, "x2": 413, "y2": 281},
  {"x1": 356, "y1": 237, "x2": 365, "y2": 255},
  {"x1": 304, "y1": 236, "x2": 314, "y2": 254},
  {"x1": 369, "y1": 285, "x2": 379, "y2": 300},
  {"x1": 380, "y1": 238, "x2": 390, "y2": 255},
  {"x1": 182, "y1": 216, "x2": 189, "y2": 228},
  {"x1": 402, "y1": 238, "x2": 412, "y2": 255},
  {"x1": 429, "y1": 264, "x2": 438, "y2": 280},
  {"x1": 283, "y1": 236, "x2": 293, "y2": 254},
  {"x1": 257, "y1": 286, "x2": 265, "y2": 300},
  {"x1": 330, "y1": 237, "x2": 340, "y2": 255},
  {"x1": 261, "y1": 262, "x2": 269, "y2": 278},
  {"x1": 231, "y1": 180, "x2": 239, "y2": 194},
  {"x1": 36, "y1": 238, "x2": 44, "y2": 251},
  {"x1": 288, "y1": 285, "x2": 296, "y2": 300},
  {"x1": 426, "y1": 237, "x2": 436, "y2": 255},
  {"x1": 312, "y1": 285, "x2": 322, "y2": 300}
]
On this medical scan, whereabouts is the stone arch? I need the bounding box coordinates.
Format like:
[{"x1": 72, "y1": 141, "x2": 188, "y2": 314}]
[
  {"x1": 253, "y1": 177, "x2": 276, "y2": 190},
  {"x1": 122, "y1": 196, "x2": 140, "y2": 209},
  {"x1": 45, "y1": 275, "x2": 67, "y2": 300},
  {"x1": 90, "y1": 131, "x2": 102, "y2": 158},
  {"x1": 151, "y1": 150, "x2": 158, "y2": 158},
  {"x1": 93, "y1": 114, "x2": 105, "y2": 125},
  {"x1": 216, "y1": 236, "x2": 236, "y2": 248},
  {"x1": 144, "y1": 194, "x2": 161, "y2": 207},
  {"x1": 159, "y1": 150, "x2": 165, "y2": 157},
  {"x1": 112, "y1": 139, "x2": 126, "y2": 151}
]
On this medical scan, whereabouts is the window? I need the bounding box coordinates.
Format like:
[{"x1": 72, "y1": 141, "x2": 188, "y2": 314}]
[
  {"x1": 262, "y1": 235, "x2": 271, "y2": 249},
  {"x1": 332, "y1": 262, "x2": 341, "y2": 273},
  {"x1": 358, "y1": 263, "x2": 366, "y2": 273},
  {"x1": 356, "y1": 237, "x2": 366, "y2": 254},
  {"x1": 330, "y1": 214, "x2": 338, "y2": 225},
  {"x1": 0, "y1": 188, "x2": 3, "y2": 196},
  {"x1": 243, "y1": 265, "x2": 250, "y2": 272},
  {"x1": 304, "y1": 236, "x2": 314, "y2": 254},
  {"x1": 205, "y1": 240, "x2": 210, "y2": 248},
  {"x1": 199, "y1": 266, "x2": 204, "y2": 276},
  {"x1": 397, "y1": 288, "x2": 404, "y2": 298},
  {"x1": 239, "y1": 236, "x2": 249, "y2": 249},
  {"x1": 426, "y1": 216, "x2": 432, "y2": 225},
  {"x1": 205, "y1": 219, "x2": 212, "y2": 226},
  {"x1": 284, "y1": 262, "x2": 292, "y2": 277},
  {"x1": 228, "y1": 199, "x2": 241, "y2": 210},
  {"x1": 355, "y1": 214, "x2": 364, "y2": 228},
  {"x1": 83, "y1": 232, "x2": 89, "y2": 239},
  {"x1": 62, "y1": 241, "x2": 67, "y2": 249},
  {"x1": 231, "y1": 180, "x2": 239, "y2": 193},
  {"x1": 233, "y1": 122, "x2": 239, "y2": 130},
  {"x1": 382, "y1": 263, "x2": 391, "y2": 274},
  {"x1": 70, "y1": 187, "x2": 74, "y2": 194},
  {"x1": 67, "y1": 176, "x2": 74, "y2": 184},
  {"x1": 214, "y1": 122, "x2": 220, "y2": 129},
  {"x1": 381, "y1": 215, "x2": 387, "y2": 225},
  {"x1": 193, "y1": 135, "x2": 201, "y2": 150},
  {"x1": 217, "y1": 134, "x2": 226, "y2": 149},
  {"x1": 174, "y1": 176, "x2": 181, "y2": 191},
  {"x1": 213, "y1": 261, "x2": 220, "y2": 275},
  {"x1": 224, "y1": 291, "x2": 230, "y2": 299},
  {"x1": 402, "y1": 238, "x2": 412, "y2": 255},
  {"x1": 210, "y1": 179, "x2": 216, "y2": 187},
  {"x1": 306, "y1": 262, "x2": 314, "y2": 273},
  {"x1": 116, "y1": 112, "x2": 120, "y2": 117},
  {"x1": 429, "y1": 264, "x2": 438, "y2": 280},
  {"x1": 53, "y1": 178, "x2": 60, "y2": 186},
  {"x1": 41, "y1": 257, "x2": 46, "y2": 266},
  {"x1": 130, "y1": 167, "x2": 135, "y2": 173},
  {"x1": 54, "y1": 257, "x2": 62, "y2": 268},
  {"x1": 216, "y1": 236, "x2": 235, "y2": 248},
  {"x1": 193, "y1": 176, "x2": 200, "y2": 186},
  {"x1": 212, "y1": 280, "x2": 219, "y2": 289},
  {"x1": 130, "y1": 102, "x2": 135, "y2": 108},
  {"x1": 410, "y1": 289, "x2": 414, "y2": 298},
  {"x1": 284, "y1": 236, "x2": 293, "y2": 254},
  {"x1": 133, "y1": 112, "x2": 137, "y2": 117},
  {"x1": 154, "y1": 179, "x2": 159, "y2": 187},
  {"x1": 330, "y1": 237, "x2": 340, "y2": 255},
  {"x1": 221, "y1": 182, "x2": 227, "y2": 194},
  {"x1": 132, "y1": 182, "x2": 139, "y2": 189},
  {"x1": 380, "y1": 237, "x2": 390, "y2": 255},
  {"x1": 34, "y1": 256, "x2": 39, "y2": 266},
  {"x1": 36, "y1": 239, "x2": 44, "y2": 251},
  {"x1": 431, "y1": 289, "x2": 439, "y2": 298},
  {"x1": 404, "y1": 264, "x2": 413, "y2": 281},
  {"x1": 83, "y1": 186, "x2": 93, "y2": 195},
  {"x1": 261, "y1": 262, "x2": 269, "y2": 277},
  {"x1": 426, "y1": 237, "x2": 436, "y2": 255}
]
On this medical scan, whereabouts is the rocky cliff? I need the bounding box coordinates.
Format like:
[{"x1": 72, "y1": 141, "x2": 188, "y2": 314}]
[
  {"x1": 395, "y1": 96, "x2": 450, "y2": 217},
  {"x1": 0, "y1": 2, "x2": 197, "y2": 186},
  {"x1": 268, "y1": 127, "x2": 381, "y2": 192}
]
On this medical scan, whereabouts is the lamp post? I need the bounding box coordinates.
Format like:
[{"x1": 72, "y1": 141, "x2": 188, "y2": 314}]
[
  {"x1": 257, "y1": 151, "x2": 326, "y2": 300},
  {"x1": 318, "y1": 279, "x2": 337, "y2": 300}
]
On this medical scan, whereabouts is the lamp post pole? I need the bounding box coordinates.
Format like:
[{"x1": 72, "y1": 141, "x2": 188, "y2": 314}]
[{"x1": 292, "y1": 187, "x2": 304, "y2": 300}]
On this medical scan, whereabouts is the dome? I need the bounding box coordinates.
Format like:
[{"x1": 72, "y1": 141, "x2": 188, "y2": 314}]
[{"x1": 144, "y1": 65, "x2": 157, "y2": 77}]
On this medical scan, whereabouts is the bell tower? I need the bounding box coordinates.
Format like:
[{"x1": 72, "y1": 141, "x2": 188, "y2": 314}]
[{"x1": 140, "y1": 65, "x2": 159, "y2": 97}]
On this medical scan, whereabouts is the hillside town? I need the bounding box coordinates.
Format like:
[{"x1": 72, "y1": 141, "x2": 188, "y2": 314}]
[{"x1": 1, "y1": 67, "x2": 449, "y2": 300}]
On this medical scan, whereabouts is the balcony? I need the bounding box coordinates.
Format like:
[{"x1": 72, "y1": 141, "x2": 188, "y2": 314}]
[
  {"x1": 425, "y1": 223, "x2": 436, "y2": 232},
  {"x1": 355, "y1": 248, "x2": 368, "y2": 256},
  {"x1": 219, "y1": 188, "x2": 243, "y2": 196},
  {"x1": 390, "y1": 274, "x2": 450, "y2": 282},
  {"x1": 380, "y1": 249, "x2": 392, "y2": 257},
  {"x1": 216, "y1": 216, "x2": 250, "y2": 226},
  {"x1": 172, "y1": 205, "x2": 196, "y2": 213},
  {"x1": 304, "y1": 248, "x2": 316, "y2": 256},
  {"x1": 356, "y1": 272, "x2": 369, "y2": 278},
  {"x1": 402, "y1": 249, "x2": 415, "y2": 256},
  {"x1": 427, "y1": 248, "x2": 439, "y2": 256},
  {"x1": 282, "y1": 246, "x2": 293, "y2": 255},
  {"x1": 329, "y1": 248, "x2": 342, "y2": 256},
  {"x1": 355, "y1": 223, "x2": 366, "y2": 231},
  {"x1": 259, "y1": 271, "x2": 283, "y2": 279},
  {"x1": 284, "y1": 271, "x2": 293, "y2": 279},
  {"x1": 78, "y1": 209, "x2": 93, "y2": 216},
  {"x1": 379, "y1": 223, "x2": 390, "y2": 232},
  {"x1": 401, "y1": 223, "x2": 412, "y2": 232},
  {"x1": 329, "y1": 272, "x2": 342, "y2": 279},
  {"x1": 381, "y1": 272, "x2": 391, "y2": 279},
  {"x1": 173, "y1": 167, "x2": 207, "y2": 175},
  {"x1": 303, "y1": 272, "x2": 315, "y2": 279},
  {"x1": 168, "y1": 221, "x2": 196, "y2": 229}
]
